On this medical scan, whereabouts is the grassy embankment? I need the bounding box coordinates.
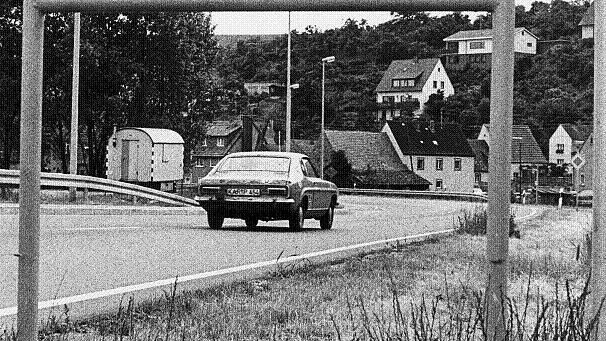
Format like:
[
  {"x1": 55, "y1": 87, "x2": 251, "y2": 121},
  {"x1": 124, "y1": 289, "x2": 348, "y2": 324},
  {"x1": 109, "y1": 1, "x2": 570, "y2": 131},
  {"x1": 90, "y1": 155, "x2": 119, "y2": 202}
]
[{"x1": 3, "y1": 206, "x2": 595, "y2": 340}]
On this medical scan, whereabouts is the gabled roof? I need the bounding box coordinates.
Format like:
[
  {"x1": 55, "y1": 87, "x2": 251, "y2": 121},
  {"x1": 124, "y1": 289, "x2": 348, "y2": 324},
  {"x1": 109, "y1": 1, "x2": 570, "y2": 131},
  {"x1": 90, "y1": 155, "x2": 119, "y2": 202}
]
[
  {"x1": 579, "y1": 2, "x2": 594, "y2": 26},
  {"x1": 443, "y1": 27, "x2": 537, "y2": 41},
  {"x1": 119, "y1": 128, "x2": 184, "y2": 144},
  {"x1": 375, "y1": 58, "x2": 440, "y2": 93},
  {"x1": 386, "y1": 121, "x2": 475, "y2": 157},
  {"x1": 324, "y1": 130, "x2": 406, "y2": 171},
  {"x1": 561, "y1": 123, "x2": 591, "y2": 142},
  {"x1": 482, "y1": 124, "x2": 547, "y2": 164},
  {"x1": 205, "y1": 121, "x2": 240, "y2": 137},
  {"x1": 467, "y1": 139, "x2": 489, "y2": 173}
]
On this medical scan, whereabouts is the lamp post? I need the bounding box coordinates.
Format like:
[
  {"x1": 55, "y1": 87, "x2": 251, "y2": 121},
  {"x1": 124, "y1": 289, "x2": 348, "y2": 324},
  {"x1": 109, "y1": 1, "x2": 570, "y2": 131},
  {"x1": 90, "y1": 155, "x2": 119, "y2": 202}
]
[
  {"x1": 320, "y1": 56, "x2": 335, "y2": 179},
  {"x1": 285, "y1": 11, "x2": 292, "y2": 152}
]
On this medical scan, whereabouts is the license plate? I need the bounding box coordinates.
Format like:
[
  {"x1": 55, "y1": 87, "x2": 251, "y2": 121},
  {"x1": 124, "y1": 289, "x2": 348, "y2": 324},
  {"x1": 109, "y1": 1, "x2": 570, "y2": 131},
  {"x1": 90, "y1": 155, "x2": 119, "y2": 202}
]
[{"x1": 227, "y1": 188, "x2": 260, "y2": 196}]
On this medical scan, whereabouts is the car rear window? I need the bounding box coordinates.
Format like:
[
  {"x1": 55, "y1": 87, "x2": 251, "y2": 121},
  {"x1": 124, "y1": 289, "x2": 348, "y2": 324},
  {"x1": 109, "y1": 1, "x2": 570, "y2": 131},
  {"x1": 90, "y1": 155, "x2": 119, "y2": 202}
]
[{"x1": 217, "y1": 156, "x2": 290, "y2": 173}]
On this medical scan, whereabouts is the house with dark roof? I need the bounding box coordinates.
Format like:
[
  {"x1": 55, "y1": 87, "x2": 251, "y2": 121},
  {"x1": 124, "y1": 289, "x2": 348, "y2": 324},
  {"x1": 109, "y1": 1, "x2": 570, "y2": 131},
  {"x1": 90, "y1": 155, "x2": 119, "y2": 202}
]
[
  {"x1": 579, "y1": 2, "x2": 594, "y2": 40},
  {"x1": 441, "y1": 27, "x2": 537, "y2": 70},
  {"x1": 382, "y1": 121, "x2": 475, "y2": 192},
  {"x1": 467, "y1": 139, "x2": 490, "y2": 192},
  {"x1": 549, "y1": 123, "x2": 592, "y2": 167},
  {"x1": 477, "y1": 124, "x2": 548, "y2": 180},
  {"x1": 375, "y1": 58, "x2": 453, "y2": 120}
]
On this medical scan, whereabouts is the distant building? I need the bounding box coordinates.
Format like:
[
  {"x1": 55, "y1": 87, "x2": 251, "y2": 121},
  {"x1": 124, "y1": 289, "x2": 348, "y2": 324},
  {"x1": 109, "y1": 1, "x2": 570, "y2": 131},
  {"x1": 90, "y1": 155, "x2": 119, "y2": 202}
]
[
  {"x1": 382, "y1": 121, "x2": 475, "y2": 192},
  {"x1": 244, "y1": 82, "x2": 286, "y2": 97},
  {"x1": 375, "y1": 58, "x2": 454, "y2": 120},
  {"x1": 477, "y1": 124, "x2": 548, "y2": 179},
  {"x1": 548, "y1": 123, "x2": 591, "y2": 167},
  {"x1": 579, "y1": 2, "x2": 594, "y2": 40},
  {"x1": 441, "y1": 27, "x2": 537, "y2": 70},
  {"x1": 323, "y1": 130, "x2": 430, "y2": 190}
]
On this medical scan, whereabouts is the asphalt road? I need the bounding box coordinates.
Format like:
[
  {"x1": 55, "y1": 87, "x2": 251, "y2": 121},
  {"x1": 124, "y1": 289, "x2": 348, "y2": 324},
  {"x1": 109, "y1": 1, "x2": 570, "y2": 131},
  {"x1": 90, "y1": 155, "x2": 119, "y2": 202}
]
[{"x1": 0, "y1": 195, "x2": 497, "y2": 311}]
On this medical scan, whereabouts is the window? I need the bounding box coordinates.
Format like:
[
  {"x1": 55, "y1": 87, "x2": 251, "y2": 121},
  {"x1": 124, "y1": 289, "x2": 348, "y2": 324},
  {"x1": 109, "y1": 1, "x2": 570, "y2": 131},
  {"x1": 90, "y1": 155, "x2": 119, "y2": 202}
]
[
  {"x1": 382, "y1": 96, "x2": 395, "y2": 103},
  {"x1": 475, "y1": 172, "x2": 482, "y2": 183},
  {"x1": 417, "y1": 157, "x2": 425, "y2": 170},
  {"x1": 201, "y1": 138, "x2": 207, "y2": 147},
  {"x1": 392, "y1": 79, "x2": 400, "y2": 87},
  {"x1": 556, "y1": 144, "x2": 564, "y2": 153},
  {"x1": 469, "y1": 41, "x2": 485, "y2": 49},
  {"x1": 557, "y1": 159, "x2": 564, "y2": 165},
  {"x1": 440, "y1": 81, "x2": 445, "y2": 89},
  {"x1": 217, "y1": 138, "x2": 225, "y2": 147},
  {"x1": 438, "y1": 67, "x2": 441, "y2": 72},
  {"x1": 436, "y1": 179, "x2": 443, "y2": 189},
  {"x1": 433, "y1": 81, "x2": 437, "y2": 88},
  {"x1": 436, "y1": 158, "x2": 443, "y2": 171},
  {"x1": 454, "y1": 158, "x2": 462, "y2": 171},
  {"x1": 301, "y1": 158, "x2": 318, "y2": 178},
  {"x1": 391, "y1": 78, "x2": 415, "y2": 88},
  {"x1": 581, "y1": 174, "x2": 585, "y2": 185},
  {"x1": 527, "y1": 42, "x2": 533, "y2": 47},
  {"x1": 161, "y1": 145, "x2": 168, "y2": 162}
]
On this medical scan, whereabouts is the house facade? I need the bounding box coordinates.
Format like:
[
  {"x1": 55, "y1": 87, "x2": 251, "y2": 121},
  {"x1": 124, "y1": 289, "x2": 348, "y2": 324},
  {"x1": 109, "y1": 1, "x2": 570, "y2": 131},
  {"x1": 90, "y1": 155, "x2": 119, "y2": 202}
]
[
  {"x1": 579, "y1": 2, "x2": 594, "y2": 40},
  {"x1": 382, "y1": 121, "x2": 475, "y2": 192},
  {"x1": 441, "y1": 27, "x2": 537, "y2": 70},
  {"x1": 548, "y1": 123, "x2": 591, "y2": 167},
  {"x1": 375, "y1": 58, "x2": 454, "y2": 120},
  {"x1": 467, "y1": 139, "x2": 489, "y2": 192}
]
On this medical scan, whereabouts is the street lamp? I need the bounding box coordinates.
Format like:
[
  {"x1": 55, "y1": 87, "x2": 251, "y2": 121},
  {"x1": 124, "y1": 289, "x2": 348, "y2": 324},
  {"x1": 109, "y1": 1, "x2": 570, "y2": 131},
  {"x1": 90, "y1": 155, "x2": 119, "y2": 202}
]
[{"x1": 320, "y1": 56, "x2": 335, "y2": 179}]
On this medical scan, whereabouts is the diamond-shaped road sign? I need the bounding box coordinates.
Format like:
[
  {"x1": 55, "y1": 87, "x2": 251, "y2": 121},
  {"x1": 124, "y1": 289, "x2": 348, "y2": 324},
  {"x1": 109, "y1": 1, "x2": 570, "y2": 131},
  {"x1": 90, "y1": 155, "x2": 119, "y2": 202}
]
[{"x1": 572, "y1": 154, "x2": 586, "y2": 169}]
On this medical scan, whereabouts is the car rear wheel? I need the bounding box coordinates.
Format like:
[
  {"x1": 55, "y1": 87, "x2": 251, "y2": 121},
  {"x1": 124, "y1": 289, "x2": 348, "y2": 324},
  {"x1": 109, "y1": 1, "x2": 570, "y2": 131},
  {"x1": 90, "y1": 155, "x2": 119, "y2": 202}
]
[
  {"x1": 207, "y1": 213, "x2": 224, "y2": 229},
  {"x1": 320, "y1": 204, "x2": 334, "y2": 230},
  {"x1": 289, "y1": 205, "x2": 305, "y2": 230},
  {"x1": 245, "y1": 217, "x2": 258, "y2": 228}
]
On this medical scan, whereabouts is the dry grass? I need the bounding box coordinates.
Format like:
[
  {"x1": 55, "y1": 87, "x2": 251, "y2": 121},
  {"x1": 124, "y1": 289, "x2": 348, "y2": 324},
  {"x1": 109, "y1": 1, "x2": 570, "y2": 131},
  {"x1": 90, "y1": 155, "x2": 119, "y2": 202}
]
[{"x1": 1, "y1": 207, "x2": 595, "y2": 340}]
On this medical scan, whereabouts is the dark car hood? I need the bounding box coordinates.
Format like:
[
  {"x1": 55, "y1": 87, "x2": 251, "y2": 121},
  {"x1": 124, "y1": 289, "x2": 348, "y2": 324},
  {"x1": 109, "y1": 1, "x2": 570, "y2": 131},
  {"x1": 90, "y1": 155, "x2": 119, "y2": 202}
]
[{"x1": 201, "y1": 171, "x2": 290, "y2": 185}]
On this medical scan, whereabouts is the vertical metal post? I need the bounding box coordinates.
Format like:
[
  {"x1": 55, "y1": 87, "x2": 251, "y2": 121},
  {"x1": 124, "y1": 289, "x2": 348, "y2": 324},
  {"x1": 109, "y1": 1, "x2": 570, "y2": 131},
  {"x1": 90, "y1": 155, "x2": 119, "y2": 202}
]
[
  {"x1": 69, "y1": 12, "x2": 81, "y2": 201},
  {"x1": 592, "y1": 0, "x2": 606, "y2": 338},
  {"x1": 320, "y1": 60, "x2": 325, "y2": 179},
  {"x1": 486, "y1": 0, "x2": 514, "y2": 339},
  {"x1": 18, "y1": 1, "x2": 44, "y2": 340},
  {"x1": 285, "y1": 12, "x2": 292, "y2": 152}
]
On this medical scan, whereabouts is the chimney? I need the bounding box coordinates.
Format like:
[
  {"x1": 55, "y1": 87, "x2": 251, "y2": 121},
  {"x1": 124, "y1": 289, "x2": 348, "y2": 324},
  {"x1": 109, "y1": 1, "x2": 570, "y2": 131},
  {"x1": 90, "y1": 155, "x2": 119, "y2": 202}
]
[
  {"x1": 241, "y1": 115, "x2": 253, "y2": 152},
  {"x1": 429, "y1": 120, "x2": 435, "y2": 133}
]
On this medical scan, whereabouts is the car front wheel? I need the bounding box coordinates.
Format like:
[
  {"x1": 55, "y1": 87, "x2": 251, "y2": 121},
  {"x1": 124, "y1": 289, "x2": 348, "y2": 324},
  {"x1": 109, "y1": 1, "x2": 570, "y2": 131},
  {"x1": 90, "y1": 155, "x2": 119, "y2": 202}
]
[
  {"x1": 289, "y1": 205, "x2": 304, "y2": 230},
  {"x1": 207, "y1": 212, "x2": 224, "y2": 229},
  {"x1": 320, "y1": 204, "x2": 334, "y2": 230}
]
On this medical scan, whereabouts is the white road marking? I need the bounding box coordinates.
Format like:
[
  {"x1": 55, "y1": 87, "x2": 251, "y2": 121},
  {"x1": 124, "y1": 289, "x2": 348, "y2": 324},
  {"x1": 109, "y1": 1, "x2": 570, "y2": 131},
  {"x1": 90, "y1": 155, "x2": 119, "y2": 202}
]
[{"x1": 64, "y1": 226, "x2": 146, "y2": 232}]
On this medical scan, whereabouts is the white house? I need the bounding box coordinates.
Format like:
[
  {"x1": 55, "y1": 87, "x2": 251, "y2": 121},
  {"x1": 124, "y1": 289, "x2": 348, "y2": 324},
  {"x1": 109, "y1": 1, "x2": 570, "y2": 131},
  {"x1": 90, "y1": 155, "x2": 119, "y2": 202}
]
[
  {"x1": 382, "y1": 121, "x2": 475, "y2": 192},
  {"x1": 443, "y1": 27, "x2": 537, "y2": 55},
  {"x1": 375, "y1": 58, "x2": 454, "y2": 119},
  {"x1": 549, "y1": 123, "x2": 591, "y2": 167},
  {"x1": 106, "y1": 127, "x2": 184, "y2": 191},
  {"x1": 579, "y1": 2, "x2": 594, "y2": 40}
]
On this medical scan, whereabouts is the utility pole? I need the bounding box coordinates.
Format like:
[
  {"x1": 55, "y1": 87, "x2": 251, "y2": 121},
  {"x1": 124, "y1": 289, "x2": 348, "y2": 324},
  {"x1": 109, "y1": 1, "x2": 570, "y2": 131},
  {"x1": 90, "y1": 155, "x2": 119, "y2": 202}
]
[
  {"x1": 591, "y1": 0, "x2": 606, "y2": 338},
  {"x1": 285, "y1": 12, "x2": 292, "y2": 152},
  {"x1": 69, "y1": 12, "x2": 81, "y2": 202},
  {"x1": 485, "y1": 0, "x2": 514, "y2": 339}
]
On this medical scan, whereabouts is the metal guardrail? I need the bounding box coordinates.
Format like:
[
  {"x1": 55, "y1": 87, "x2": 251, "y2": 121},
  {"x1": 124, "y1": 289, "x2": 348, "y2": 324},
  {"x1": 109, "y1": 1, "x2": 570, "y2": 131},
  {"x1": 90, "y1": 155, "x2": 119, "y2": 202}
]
[
  {"x1": 0, "y1": 170, "x2": 198, "y2": 207},
  {"x1": 338, "y1": 188, "x2": 488, "y2": 203}
]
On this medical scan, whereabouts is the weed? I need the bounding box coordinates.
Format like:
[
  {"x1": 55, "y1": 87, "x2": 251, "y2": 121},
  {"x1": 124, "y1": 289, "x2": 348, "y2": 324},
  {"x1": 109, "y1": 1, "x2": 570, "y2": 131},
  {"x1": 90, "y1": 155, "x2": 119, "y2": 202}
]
[{"x1": 456, "y1": 205, "x2": 520, "y2": 238}]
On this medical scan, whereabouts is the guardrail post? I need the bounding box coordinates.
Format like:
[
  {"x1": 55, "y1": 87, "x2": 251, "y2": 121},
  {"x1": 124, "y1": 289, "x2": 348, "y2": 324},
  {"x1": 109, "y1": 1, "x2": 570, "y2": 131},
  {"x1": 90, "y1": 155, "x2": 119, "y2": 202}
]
[
  {"x1": 18, "y1": 1, "x2": 45, "y2": 340},
  {"x1": 592, "y1": 0, "x2": 606, "y2": 338},
  {"x1": 485, "y1": 0, "x2": 514, "y2": 339}
]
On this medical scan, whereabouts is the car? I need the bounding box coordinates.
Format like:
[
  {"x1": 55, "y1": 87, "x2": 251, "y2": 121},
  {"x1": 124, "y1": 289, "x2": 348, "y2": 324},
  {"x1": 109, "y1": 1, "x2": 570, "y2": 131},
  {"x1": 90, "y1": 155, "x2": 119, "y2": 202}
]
[{"x1": 194, "y1": 151, "x2": 338, "y2": 230}]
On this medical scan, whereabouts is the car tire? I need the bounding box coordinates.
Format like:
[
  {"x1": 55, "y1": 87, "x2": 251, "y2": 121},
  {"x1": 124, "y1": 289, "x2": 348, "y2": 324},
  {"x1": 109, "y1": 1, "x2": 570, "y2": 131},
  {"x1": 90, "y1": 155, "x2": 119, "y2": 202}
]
[
  {"x1": 320, "y1": 204, "x2": 334, "y2": 230},
  {"x1": 208, "y1": 213, "x2": 224, "y2": 229},
  {"x1": 289, "y1": 205, "x2": 305, "y2": 231},
  {"x1": 245, "y1": 217, "x2": 258, "y2": 228}
]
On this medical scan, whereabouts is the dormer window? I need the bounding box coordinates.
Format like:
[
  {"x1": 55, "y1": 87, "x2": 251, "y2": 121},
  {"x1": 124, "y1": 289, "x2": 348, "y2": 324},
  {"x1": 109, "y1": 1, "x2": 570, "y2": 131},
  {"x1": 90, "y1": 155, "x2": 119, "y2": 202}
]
[
  {"x1": 469, "y1": 41, "x2": 485, "y2": 49},
  {"x1": 201, "y1": 138, "x2": 207, "y2": 147},
  {"x1": 392, "y1": 78, "x2": 415, "y2": 88},
  {"x1": 217, "y1": 138, "x2": 225, "y2": 147}
]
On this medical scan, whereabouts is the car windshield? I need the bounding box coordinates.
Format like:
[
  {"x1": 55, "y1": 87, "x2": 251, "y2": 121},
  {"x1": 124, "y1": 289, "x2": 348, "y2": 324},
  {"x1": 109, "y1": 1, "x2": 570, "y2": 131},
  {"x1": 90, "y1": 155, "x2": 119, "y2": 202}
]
[{"x1": 216, "y1": 156, "x2": 290, "y2": 173}]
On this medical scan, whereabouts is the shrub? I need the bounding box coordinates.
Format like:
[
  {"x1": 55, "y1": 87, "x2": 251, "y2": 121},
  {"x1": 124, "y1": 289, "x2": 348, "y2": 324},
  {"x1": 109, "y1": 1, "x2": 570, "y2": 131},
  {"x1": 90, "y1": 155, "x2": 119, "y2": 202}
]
[{"x1": 456, "y1": 206, "x2": 519, "y2": 238}]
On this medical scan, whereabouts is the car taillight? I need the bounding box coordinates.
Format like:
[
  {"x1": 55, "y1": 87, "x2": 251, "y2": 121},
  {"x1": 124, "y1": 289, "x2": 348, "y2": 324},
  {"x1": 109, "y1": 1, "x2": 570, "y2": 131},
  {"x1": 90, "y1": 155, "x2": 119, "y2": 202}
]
[
  {"x1": 267, "y1": 187, "x2": 288, "y2": 197},
  {"x1": 200, "y1": 186, "x2": 220, "y2": 195}
]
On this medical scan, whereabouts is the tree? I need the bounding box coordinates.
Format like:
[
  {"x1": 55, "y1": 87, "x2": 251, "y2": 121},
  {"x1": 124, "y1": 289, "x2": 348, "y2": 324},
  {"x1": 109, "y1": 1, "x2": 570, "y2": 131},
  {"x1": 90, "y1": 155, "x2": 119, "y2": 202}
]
[{"x1": 328, "y1": 150, "x2": 353, "y2": 188}]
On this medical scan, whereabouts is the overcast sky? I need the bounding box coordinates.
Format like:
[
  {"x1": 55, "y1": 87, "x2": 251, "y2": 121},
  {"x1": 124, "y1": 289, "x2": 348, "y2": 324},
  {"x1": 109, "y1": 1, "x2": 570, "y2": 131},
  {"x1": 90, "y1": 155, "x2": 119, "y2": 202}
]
[{"x1": 210, "y1": 0, "x2": 545, "y2": 35}]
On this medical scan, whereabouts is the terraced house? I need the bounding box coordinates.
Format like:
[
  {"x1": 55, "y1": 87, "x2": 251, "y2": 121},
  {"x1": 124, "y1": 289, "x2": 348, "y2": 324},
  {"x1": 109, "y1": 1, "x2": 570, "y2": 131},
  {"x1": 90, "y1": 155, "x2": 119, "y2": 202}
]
[{"x1": 382, "y1": 121, "x2": 475, "y2": 192}]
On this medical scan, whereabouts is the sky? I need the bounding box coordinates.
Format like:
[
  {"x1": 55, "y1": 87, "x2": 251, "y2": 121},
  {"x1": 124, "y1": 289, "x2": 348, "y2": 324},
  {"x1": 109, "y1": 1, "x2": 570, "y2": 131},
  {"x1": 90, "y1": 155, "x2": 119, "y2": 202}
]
[{"x1": 210, "y1": 0, "x2": 541, "y2": 35}]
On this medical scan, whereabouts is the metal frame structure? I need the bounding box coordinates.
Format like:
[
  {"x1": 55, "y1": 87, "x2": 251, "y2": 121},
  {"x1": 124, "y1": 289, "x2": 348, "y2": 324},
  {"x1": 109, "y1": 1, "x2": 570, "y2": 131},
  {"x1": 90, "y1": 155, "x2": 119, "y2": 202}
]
[{"x1": 16, "y1": 0, "x2": 603, "y2": 340}]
